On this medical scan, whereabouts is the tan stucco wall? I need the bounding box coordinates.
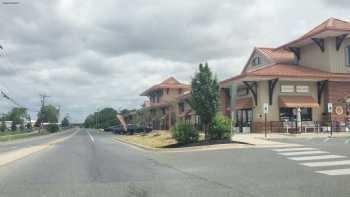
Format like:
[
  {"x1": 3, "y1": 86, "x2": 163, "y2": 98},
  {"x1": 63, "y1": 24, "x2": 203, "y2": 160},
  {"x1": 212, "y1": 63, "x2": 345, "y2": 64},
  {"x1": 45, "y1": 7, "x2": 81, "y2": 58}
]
[
  {"x1": 160, "y1": 88, "x2": 183, "y2": 103},
  {"x1": 299, "y1": 39, "x2": 331, "y2": 72},
  {"x1": 329, "y1": 37, "x2": 350, "y2": 73},
  {"x1": 299, "y1": 37, "x2": 350, "y2": 73}
]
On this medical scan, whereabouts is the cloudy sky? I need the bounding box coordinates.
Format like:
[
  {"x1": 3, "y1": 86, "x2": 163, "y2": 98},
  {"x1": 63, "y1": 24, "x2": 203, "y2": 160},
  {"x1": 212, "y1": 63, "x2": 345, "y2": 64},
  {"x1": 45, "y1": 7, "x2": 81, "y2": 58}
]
[{"x1": 0, "y1": 0, "x2": 349, "y2": 122}]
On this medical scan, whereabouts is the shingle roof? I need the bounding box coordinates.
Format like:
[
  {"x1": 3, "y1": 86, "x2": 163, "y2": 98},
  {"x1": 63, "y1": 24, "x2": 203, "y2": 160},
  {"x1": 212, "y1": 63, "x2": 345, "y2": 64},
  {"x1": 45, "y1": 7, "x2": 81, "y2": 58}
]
[
  {"x1": 140, "y1": 77, "x2": 191, "y2": 96},
  {"x1": 221, "y1": 63, "x2": 350, "y2": 86},
  {"x1": 278, "y1": 17, "x2": 350, "y2": 49}
]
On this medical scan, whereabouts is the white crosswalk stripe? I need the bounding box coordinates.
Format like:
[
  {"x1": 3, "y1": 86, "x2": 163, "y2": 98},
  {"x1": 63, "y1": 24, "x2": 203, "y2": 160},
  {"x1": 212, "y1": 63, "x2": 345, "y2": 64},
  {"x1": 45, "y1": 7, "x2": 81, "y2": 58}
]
[
  {"x1": 316, "y1": 168, "x2": 350, "y2": 176},
  {"x1": 273, "y1": 147, "x2": 317, "y2": 152},
  {"x1": 288, "y1": 155, "x2": 346, "y2": 161},
  {"x1": 278, "y1": 150, "x2": 328, "y2": 156},
  {"x1": 301, "y1": 160, "x2": 350, "y2": 167},
  {"x1": 272, "y1": 146, "x2": 350, "y2": 176}
]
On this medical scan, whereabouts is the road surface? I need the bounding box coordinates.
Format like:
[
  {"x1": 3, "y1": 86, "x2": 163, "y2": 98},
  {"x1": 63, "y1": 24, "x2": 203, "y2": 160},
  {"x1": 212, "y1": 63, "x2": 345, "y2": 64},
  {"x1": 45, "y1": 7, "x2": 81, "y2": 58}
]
[{"x1": 1, "y1": 128, "x2": 350, "y2": 197}]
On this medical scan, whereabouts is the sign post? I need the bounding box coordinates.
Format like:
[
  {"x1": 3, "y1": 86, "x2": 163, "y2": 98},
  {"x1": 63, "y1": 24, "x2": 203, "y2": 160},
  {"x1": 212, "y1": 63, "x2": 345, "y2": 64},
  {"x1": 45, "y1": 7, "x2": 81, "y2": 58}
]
[
  {"x1": 263, "y1": 103, "x2": 269, "y2": 138},
  {"x1": 328, "y1": 103, "x2": 333, "y2": 137}
]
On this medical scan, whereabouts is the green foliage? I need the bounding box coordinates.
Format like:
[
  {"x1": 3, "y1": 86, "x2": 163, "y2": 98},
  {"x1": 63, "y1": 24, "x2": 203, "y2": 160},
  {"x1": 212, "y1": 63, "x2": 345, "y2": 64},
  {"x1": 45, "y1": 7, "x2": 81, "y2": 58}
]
[
  {"x1": 208, "y1": 115, "x2": 232, "y2": 140},
  {"x1": 0, "y1": 120, "x2": 7, "y2": 132},
  {"x1": 4, "y1": 107, "x2": 28, "y2": 127},
  {"x1": 36, "y1": 105, "x2": 59, "y2": 126},
  {"x1": 19, "y1": 123, "x2": 25, "y2": 131},
  {"x1": 189, "y1": 63, "x2": 219, "y2": 138},
  {"x1": 83, "y1": 108, "x2": 119, "y2": 129},
  {"x1": 26, "y1": 122, "x2": 32, "y2": 129},
  {"x1": 61, "y1": 116, "x2": 70, "y2": 127},
  {"x1": 11, "y1": 121, "x2": 17, "y2": 131},
  {"x1": 47, "y1": 124, "x2": 59, "y2": 133},
  {"x1": 171, "y1": 122, "x2": 199, "y2": 144}
]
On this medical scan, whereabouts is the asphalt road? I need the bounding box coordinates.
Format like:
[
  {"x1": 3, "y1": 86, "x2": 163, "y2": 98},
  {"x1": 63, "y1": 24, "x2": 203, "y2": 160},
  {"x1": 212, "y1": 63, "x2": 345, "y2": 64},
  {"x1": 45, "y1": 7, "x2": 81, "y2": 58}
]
[{"x1": 1, "y1": 128, "x2": 350, "y2": 197}]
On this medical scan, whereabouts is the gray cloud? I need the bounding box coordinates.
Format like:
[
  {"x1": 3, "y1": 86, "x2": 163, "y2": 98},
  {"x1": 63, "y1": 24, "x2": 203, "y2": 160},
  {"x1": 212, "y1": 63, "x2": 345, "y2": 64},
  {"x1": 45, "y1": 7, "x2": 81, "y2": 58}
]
[{"x1": 0, "y1": 0, "x2": 348, "y2": 122}]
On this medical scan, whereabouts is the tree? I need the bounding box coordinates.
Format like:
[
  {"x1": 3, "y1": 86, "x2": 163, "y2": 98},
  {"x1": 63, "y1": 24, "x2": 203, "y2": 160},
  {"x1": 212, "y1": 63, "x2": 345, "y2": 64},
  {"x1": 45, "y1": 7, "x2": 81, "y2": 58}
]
[
  {"x1": 5, "y1": 107, "x2": 28, "y2": 131},
  {"x1": 36, "y1": 105, "x2": 59, "y2": 126},
  {"x1": 83, "y1": 107, "x2": 119, "y2": 129},
  {"x1": 0, "y1": 120, "x2": 7, "y2": 132},
  {"x1": 61, "y1": 116, "x2": 70, "y2": 127},
  {"x1": 189, "y1": 63, "x2": 219, "y2": 139}
]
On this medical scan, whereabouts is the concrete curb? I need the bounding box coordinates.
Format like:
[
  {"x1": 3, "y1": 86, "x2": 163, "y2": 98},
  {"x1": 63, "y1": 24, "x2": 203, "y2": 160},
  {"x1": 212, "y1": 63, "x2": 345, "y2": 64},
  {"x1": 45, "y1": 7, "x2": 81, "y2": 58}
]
[{"x1": 113, "y1": 137, "x2": 256, "y2": 153}]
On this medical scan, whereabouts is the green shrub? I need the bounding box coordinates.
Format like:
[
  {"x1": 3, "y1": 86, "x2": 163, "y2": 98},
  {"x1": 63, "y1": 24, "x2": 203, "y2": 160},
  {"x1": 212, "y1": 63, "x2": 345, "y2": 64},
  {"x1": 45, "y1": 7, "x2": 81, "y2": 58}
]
[
  {"x1": 208, "y1": 115, "x2": 232, "y2": 140},
  {"x1": 47, "y1": 124, "x2": 59, "y2": 133},
  {"x1": 171, "y1": 122, "x2": 199, "y2": 144}
]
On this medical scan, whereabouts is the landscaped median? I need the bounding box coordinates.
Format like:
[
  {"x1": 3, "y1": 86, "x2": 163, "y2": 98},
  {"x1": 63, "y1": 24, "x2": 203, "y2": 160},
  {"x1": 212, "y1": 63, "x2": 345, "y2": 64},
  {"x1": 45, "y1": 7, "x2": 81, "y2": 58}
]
[{"x1": 114, "y1": 130, "x2": 251, "y2": 152}]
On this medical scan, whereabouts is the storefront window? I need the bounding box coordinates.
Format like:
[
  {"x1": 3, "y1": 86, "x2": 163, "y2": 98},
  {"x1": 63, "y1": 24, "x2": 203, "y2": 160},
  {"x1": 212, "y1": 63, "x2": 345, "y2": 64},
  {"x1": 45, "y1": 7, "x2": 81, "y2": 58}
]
[{"x1": 280, "y1": 108, "x2": 312, "y2": 121}]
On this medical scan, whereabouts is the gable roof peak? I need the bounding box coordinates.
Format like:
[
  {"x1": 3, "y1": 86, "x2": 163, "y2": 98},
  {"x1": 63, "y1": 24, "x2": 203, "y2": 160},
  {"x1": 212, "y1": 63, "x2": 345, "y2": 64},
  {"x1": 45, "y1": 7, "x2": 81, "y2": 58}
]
[{"x1": 161, "y1": 76, "x2": 180, "y2": 85}]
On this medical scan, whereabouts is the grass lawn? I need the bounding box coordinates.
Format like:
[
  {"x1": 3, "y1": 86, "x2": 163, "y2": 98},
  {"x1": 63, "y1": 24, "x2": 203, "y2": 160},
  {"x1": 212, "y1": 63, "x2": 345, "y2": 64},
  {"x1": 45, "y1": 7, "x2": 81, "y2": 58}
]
[{"x1": 0, "y1": 130, "x2": 49, "y2": 142}]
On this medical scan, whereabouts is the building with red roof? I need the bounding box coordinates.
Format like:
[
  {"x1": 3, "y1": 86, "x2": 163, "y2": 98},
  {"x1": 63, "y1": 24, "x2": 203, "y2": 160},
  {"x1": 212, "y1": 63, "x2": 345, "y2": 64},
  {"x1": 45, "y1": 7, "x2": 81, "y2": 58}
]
[{"x1": 220, "y1": 17, "x2": 350, "y2": 133}]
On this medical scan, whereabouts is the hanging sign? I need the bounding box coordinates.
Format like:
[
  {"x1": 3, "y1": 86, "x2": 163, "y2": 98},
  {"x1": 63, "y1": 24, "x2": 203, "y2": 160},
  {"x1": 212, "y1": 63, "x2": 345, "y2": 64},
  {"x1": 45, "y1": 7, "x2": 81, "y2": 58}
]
[{"x1": 335, "y1": 106, "x2": 344, "y2": 115}]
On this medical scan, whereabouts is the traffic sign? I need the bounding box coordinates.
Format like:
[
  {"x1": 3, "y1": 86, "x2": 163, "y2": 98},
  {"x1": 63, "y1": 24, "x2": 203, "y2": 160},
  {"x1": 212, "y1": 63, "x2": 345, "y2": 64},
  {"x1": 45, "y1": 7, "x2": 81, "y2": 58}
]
[
  {"x1": 328, "y1": 103, "x2": 333, "y2": 113},
  {"x1": 263, "y1": 103, "x2": 269, "y2": 114}
]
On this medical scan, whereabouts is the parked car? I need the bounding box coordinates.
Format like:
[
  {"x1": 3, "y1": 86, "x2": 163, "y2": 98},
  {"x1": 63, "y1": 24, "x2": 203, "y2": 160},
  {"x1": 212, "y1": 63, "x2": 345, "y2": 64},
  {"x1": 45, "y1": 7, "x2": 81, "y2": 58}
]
[{"x1": 104, "y1": 125, "x2": 124, "y2": 133}]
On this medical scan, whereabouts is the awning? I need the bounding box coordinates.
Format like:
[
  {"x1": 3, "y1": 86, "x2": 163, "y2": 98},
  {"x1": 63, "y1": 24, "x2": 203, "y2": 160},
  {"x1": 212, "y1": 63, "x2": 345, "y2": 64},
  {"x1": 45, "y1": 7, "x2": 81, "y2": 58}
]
[
  {"x1": 279, "y1": 96, "x2": 319, "y2": 108},
  {"x1": 235, "y1": 97, "x2": 253, "y2": 110}
]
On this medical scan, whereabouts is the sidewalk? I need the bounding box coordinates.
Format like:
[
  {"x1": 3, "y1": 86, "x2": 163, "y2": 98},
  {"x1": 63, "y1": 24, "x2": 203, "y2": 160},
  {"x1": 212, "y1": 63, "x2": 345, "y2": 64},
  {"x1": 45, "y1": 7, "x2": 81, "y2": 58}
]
[{"x1": 231, "y1": 131, "x2": 350, "y2": 148}]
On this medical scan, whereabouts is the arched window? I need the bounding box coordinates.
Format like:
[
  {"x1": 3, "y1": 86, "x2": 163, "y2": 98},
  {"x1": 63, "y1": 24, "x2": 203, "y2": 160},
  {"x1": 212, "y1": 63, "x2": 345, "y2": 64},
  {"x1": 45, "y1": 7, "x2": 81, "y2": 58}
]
[{"x1": 345, "y1": 45, "x2": 350, "y2": 66}]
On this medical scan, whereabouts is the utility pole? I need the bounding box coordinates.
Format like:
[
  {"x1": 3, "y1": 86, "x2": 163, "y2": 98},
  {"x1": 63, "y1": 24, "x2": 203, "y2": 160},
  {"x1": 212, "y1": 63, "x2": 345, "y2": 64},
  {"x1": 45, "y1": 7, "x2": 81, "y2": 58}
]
[
  {"x1": 39, "y1": 94, "x2": 50, "y2": 132},
  {"x1": 39, "y1": 94, "x2": 50, "y2": 109}
]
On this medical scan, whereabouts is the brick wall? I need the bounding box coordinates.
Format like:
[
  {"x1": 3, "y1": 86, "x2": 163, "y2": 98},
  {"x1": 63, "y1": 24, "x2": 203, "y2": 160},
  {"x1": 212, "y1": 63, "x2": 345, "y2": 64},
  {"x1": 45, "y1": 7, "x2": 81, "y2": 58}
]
[{"x1": 326, "y1": 81, "x2": 350, "y2": 122}]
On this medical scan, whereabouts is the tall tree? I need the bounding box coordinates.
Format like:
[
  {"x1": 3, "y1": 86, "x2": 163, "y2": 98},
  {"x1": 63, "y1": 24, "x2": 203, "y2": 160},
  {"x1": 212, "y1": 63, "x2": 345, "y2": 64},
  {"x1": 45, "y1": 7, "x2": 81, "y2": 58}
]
[
  {"x1": 5, "y1": 107, "x2": 28, "y2": 131},
  {"x1": 36, "y1": 105, "x2": 59, "y2": 126},
  {"x1": 83, "y1": 108, "x2": 119, "y2": 129},
  {"x1": 189, "y1": 63, "x2": 219, "y2": 139}
]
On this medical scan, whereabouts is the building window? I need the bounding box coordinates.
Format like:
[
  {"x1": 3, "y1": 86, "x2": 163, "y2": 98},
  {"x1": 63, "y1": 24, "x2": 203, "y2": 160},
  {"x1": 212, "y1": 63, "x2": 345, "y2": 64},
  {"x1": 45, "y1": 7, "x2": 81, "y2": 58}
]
[
  {"x1": 166, "y1": 88, "x2": 169, "y2": 94},
  {"x1": 279, "y1": 108, "x2": 312, "y2": 121},
  {"x1": 345, "y1": 45, "x2": 350, "y2": 66},
  {"x1": 252, "y1": 56, "x2": 261, "y2": 66},
  {"x1": 178, "y1": 88, "x2": 182, "y2": 94}
]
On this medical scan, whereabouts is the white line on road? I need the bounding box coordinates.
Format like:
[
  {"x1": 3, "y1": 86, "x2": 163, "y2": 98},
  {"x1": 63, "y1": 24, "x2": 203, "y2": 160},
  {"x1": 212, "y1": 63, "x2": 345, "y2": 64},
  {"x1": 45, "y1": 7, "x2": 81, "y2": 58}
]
[
  {"x1": 273, "y1": 147, "x2": 317, "y2": 152},
  {"x1": 87, "y1": 131, "x2": 95, "y2": 143},
  {"x1": 301, "y1": 160, "x2": 350, "y2": 167},
  {"x1": 316, "y1": 168, "x2": 350, "y2": 176},
  {"x1": 288, "y1": 155, "x2": 347, "y2": 161},
  {"x1": 279, "y1": 151, "x2": 328, "y2": 156},
  {"x1": 323, "y1": 138, "x2": 330, "y2": 143}
]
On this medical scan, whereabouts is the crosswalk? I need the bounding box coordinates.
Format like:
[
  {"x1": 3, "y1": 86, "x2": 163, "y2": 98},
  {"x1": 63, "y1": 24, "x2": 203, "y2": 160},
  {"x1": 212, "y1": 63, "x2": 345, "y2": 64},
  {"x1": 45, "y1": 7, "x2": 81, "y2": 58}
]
[{"x1": 272, "y1": 146, "x2": 350, "y2": 176}]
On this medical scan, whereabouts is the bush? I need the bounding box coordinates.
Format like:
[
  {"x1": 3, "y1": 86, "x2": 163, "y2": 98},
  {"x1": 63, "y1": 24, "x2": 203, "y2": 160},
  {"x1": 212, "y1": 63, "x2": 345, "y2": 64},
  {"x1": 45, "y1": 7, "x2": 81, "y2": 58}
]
[
  {"x1": 171, "y1": 122, "x2": 199, "y2": 144},
  {"x1": 47, "y1": 124, "x2": 59, "y2": 133},
  {"x1": 208, "y1": 115, "x2": 232, "y2": 140}
]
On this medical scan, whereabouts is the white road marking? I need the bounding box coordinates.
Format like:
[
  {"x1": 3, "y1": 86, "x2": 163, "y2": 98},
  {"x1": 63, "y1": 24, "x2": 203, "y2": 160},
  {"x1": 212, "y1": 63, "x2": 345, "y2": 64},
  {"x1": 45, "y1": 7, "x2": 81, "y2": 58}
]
[
  {"x1": 323, "y1": 138, "x2": 330, "y2": 143},
  {"x1": 301, "y1": 160, "x2": 350, "y2": 167},
  {"x1": 87, "y1": 131, "x2": 95, "y2": 143},
  {"x1": 288, "y1": 155, "x2": 346, "y2": 161},
  {"x1": 273, "y1": 147, "x2": 317, "y2": 152},
  {"x1": 316, "y1": 168, "x2": 350, "y2": 176},
  {"x1": 279, "y1": 151, "x2": 328, "y2": 156}
]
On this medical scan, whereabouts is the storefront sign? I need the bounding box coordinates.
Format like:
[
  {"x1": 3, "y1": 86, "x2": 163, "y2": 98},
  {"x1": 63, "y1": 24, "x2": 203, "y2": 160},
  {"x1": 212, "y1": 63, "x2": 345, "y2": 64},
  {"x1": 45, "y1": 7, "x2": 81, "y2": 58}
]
[
  {"x1": 335, "y1": 106, "x2": 344, "y2": 115},
  {"x1": 281, "y1": 85, "x2": 294, "y2": 93},
  {"x1": 296, "y1": 85, "x2": 309, "y2": 93}
]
